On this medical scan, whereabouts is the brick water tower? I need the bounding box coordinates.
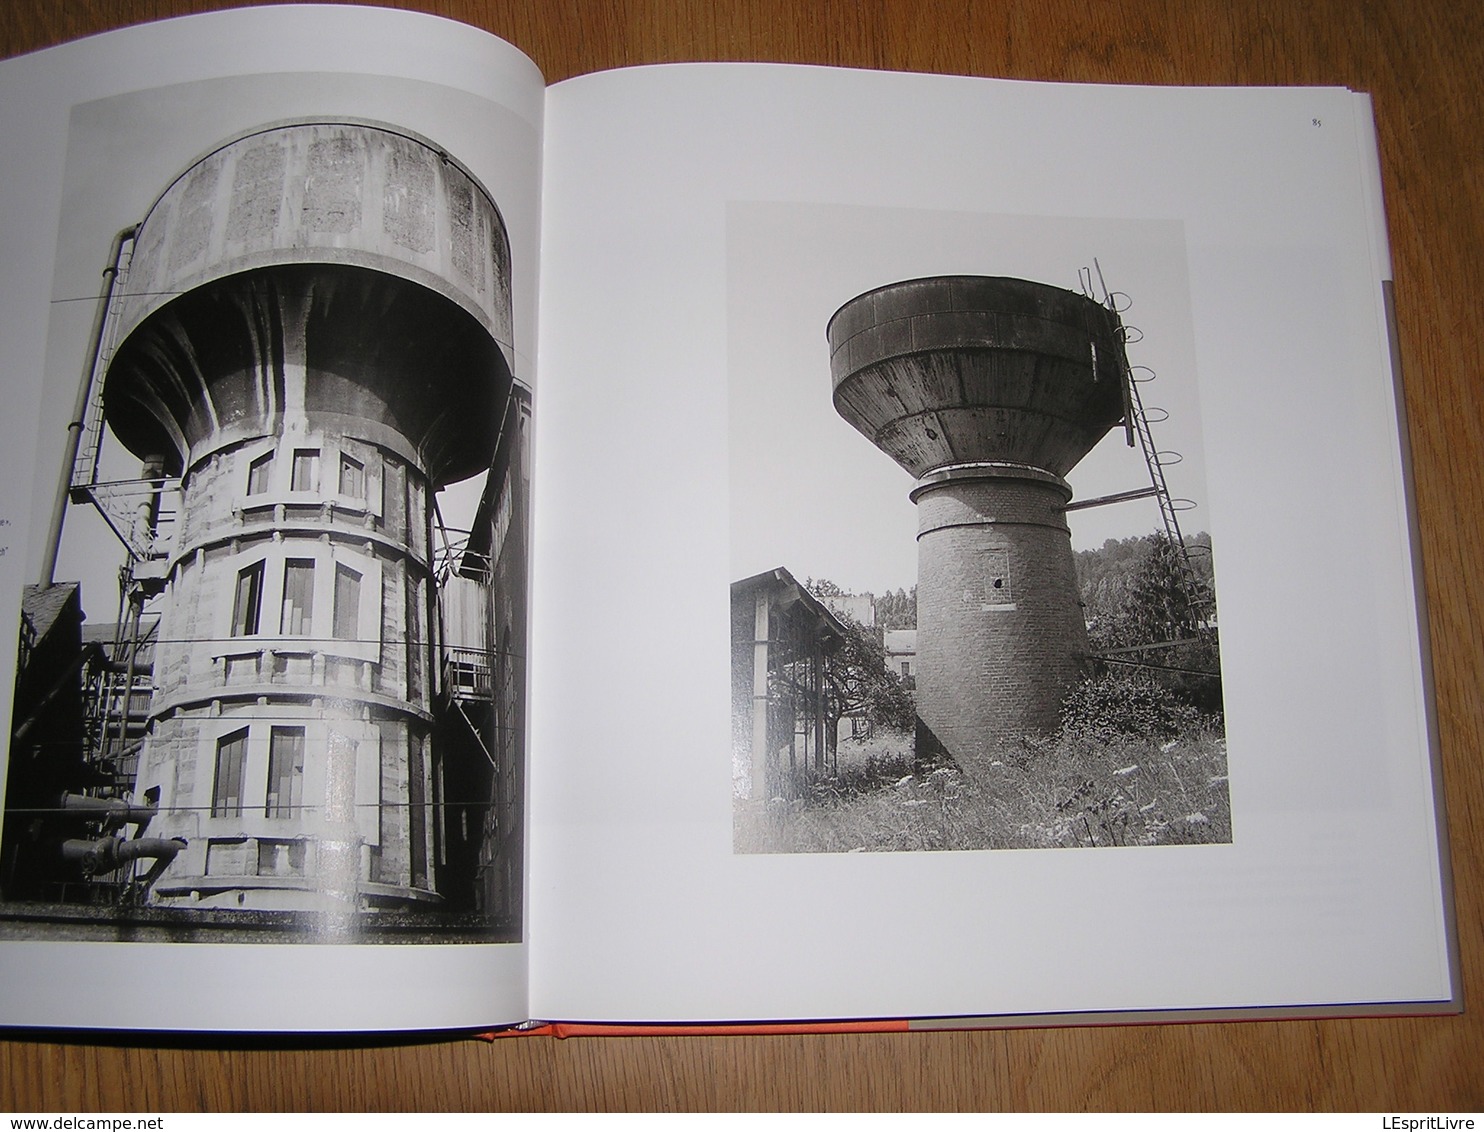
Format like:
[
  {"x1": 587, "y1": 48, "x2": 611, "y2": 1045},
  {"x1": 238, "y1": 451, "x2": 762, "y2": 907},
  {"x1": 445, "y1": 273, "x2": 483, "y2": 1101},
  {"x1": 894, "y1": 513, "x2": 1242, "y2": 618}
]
[
  {"x1": 828, "y1": 277, "x2": 1126, "y2": 774},
  {"x1": 97, "y1": 121, "x2": 514, "y2": 912}
]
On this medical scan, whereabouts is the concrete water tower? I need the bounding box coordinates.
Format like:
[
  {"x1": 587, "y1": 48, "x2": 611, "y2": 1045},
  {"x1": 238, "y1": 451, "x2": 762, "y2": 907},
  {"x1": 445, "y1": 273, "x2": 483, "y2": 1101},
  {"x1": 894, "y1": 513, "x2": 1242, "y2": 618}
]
[
  {"x1": 98, "y1": 121, "x2": 514, "y2": 912},
  {"x1": 828, "y1": 277, "x2": 1125, "y2": 773}
]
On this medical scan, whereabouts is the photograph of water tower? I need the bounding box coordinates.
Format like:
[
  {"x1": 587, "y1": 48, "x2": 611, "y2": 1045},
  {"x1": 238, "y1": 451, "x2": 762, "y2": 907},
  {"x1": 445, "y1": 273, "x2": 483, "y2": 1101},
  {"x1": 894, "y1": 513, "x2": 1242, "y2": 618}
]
[
  {"x1": 0, "y1": 81, "x2": 532, "y2": 942},
  {"x1": 729, "y1": 202, "x2": 1229, "y2": 854}
]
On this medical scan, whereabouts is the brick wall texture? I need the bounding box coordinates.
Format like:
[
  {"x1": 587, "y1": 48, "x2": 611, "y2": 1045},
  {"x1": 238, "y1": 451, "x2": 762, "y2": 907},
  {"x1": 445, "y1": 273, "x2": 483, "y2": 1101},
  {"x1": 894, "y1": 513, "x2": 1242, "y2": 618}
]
[{"x1": 915, "y1": 473, "x2": 1088, "y2": 774}]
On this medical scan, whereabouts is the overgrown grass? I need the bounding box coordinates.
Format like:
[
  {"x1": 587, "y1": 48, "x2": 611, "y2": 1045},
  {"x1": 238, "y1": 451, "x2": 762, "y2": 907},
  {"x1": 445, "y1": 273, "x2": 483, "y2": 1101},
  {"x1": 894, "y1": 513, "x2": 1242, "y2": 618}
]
[{"x1": 735, "y1": 674, "x2": 1232, "y2": 854}]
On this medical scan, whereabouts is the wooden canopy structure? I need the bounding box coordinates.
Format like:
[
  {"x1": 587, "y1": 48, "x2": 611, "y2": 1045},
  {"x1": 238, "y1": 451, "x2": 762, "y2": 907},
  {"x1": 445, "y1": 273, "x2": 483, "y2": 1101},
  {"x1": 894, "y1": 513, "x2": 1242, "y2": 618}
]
[{"x1": 730, "y1": 567, "x2": 849, "y2": 800}]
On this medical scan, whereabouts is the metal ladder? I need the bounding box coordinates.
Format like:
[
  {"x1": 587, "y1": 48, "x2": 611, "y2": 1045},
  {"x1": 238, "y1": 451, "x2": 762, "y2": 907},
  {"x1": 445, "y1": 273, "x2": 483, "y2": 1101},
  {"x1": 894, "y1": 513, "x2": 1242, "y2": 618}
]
[{"x1": 1080, "y1": 262, "x2": 1214, "y2": 628}]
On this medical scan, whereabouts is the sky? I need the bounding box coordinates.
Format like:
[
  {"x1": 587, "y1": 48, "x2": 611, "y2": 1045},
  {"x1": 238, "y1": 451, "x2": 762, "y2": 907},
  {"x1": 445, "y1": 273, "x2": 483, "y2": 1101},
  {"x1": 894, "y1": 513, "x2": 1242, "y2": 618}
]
[{"x1": 726, "y1": 201, "x2": 1211, "y2": 596}]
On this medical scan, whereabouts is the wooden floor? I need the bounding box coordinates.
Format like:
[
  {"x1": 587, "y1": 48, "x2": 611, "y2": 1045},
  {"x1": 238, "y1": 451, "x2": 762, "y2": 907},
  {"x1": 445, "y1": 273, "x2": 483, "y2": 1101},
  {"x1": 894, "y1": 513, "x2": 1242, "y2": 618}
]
[{"x1": 2, "y1": 0, "x2": 1481, "y2": 1112}]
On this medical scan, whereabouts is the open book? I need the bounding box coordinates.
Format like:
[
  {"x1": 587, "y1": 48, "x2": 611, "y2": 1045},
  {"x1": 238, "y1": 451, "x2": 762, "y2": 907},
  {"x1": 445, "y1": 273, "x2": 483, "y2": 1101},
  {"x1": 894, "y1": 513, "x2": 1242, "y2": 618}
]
[{"x1": 0, "y1": 5, "x2": 1458, "y2": 1032}]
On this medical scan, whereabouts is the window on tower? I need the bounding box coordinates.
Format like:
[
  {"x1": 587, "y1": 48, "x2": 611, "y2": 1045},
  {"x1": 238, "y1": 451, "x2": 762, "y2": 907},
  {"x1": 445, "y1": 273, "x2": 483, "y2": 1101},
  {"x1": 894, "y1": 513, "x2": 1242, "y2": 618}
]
[
  {"x1": 339, "y1": 452, "x2": 365, "y2": 499},
  {"x1": 265, "y1": 727, "x2": 305, "y2": 819},
  {"x1": 981, "y1": 549, "x2": 1015, "y2": 610},
  {"x1": 212, "y1": 729, "x2": 248, "y2": 817},
  {"x1": 232, "y1": 561, "x2": 264, "y2": 636},
  {"x1": 333, "y1": 563, "x2": 362, "y2": 641},
  {"x1": 247, "y1": 450, "x2": 273, "y2": 495},
  {"x1": 280, "y1": 560, "x2": 315, "y2": 635},
  {"x1": 291, "y1": 448, "x2": 320, "y2": 492}
]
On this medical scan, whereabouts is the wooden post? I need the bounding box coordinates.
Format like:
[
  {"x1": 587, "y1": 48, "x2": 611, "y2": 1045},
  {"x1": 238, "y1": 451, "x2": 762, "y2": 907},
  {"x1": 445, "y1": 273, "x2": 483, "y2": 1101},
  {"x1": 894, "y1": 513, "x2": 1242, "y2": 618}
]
[
  {"x1": 814, "y1": 636, "x2": 825, "y2": 776},
  {"x1": 750, "y1": 591, "x2": 770, "y2": 800}
]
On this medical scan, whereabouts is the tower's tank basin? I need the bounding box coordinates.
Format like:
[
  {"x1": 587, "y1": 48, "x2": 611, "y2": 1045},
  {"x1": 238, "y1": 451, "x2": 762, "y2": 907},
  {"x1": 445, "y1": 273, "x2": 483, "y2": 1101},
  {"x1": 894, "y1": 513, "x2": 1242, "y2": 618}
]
[
  {"x1": 828, "y1": 276, "x2": 1126, "y2": 479},
  {"x1": 103, "y1": 121, "x2": 514, "y2": 484}
]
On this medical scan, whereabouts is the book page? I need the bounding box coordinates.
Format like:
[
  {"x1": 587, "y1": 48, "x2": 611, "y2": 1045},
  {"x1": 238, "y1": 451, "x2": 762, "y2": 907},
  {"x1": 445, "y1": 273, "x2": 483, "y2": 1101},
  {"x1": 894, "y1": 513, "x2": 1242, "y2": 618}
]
[
  {"x1": 0, "y1": 7, "x2": 542, "y2": 1032},
  {"x1": 530, "y1": 64, "x2": 1454, "y2": 1023}
]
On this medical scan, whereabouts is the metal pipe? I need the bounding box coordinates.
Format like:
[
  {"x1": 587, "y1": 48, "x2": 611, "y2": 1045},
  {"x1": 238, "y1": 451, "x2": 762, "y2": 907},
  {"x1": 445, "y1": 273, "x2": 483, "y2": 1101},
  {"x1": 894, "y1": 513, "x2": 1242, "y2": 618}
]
[
  {"x1": 111, "y1": 584, "x2": 148, "y2": 761},
  {"x1": 1063, "y1": 485, "x2": 1161, "y2": 511},
  {"x1": 60, "y1": 835, "x2": 184, "y2": 871},
  {"x1": 93, "y1": 566, "x2": 131, "y2": 768},
  {"x1": 61, "y1": 835, "x2": 187, "y2": 902},
  {"x1": 38, "y1": 225, "x2": 136, "y2": 588},
  {"x1": 58, "y1": 792, "x2": 158, "y2": 829}
]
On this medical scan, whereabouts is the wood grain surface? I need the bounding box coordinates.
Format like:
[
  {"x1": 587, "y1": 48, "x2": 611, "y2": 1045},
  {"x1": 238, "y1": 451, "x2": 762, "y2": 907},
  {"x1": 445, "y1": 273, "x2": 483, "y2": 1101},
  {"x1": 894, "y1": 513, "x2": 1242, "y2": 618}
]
[{"x1": 2, "y1": 0, "x2": 1481, "y2": 1113}]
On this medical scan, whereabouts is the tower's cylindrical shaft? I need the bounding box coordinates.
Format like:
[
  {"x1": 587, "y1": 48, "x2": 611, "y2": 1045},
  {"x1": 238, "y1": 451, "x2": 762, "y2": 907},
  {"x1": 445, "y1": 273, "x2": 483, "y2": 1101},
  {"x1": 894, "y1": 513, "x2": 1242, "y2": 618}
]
[{"x1": 911, "y1": 466, "x2": 1087, "y2": 769}]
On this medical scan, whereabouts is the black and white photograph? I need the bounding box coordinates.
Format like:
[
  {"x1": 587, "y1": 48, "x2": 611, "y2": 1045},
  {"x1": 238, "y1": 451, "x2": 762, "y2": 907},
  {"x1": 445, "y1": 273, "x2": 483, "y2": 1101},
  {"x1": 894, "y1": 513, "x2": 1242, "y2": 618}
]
[
  {"x1": 729, "y1": 202, "x2": 1230, "y2": 854},
  {"x1": 0, "y1": 76, "x2": 534, "y2": 943}
]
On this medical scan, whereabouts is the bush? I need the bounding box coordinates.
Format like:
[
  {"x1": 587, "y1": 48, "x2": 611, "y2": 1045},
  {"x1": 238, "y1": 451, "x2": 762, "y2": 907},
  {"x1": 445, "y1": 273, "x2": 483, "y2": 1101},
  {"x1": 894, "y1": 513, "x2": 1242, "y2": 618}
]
[{"x1": 1058, "y1": 670, "x2": 1200, "y2": 744}]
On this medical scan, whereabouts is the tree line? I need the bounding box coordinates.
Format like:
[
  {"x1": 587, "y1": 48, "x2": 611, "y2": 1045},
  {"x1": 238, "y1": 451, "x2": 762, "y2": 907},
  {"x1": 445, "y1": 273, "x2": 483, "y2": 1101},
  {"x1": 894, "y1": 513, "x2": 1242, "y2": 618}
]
[{"x1": 805, "y1": 529, "x2": 1222, "y2": 746}]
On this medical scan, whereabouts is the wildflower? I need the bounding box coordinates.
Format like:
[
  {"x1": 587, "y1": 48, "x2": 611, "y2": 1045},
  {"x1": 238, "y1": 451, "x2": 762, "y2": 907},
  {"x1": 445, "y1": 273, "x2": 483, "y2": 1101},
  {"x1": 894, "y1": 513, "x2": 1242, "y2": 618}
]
[
  {"x1": 1184, "y1": 812, "x2": 1208, "y2": 824},
  {"x1": 1113, "y1": 764, "x2": 1139, "y2": 777}
]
